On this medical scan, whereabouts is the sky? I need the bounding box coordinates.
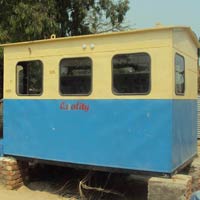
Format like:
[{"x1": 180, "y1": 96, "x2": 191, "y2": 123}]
[{"x1": 126, "y1": 0, "x2": 200, "y2": 38}]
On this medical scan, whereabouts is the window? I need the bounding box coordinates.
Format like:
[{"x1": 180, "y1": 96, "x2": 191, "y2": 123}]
[
  {"x1": 60, "y1": 57, "x2": 92, "y2": 95},
  {"x1": 16, "y1": 60, "x2": 43, "y2": 95},
  {"x1": 112, "y1": 53, "x2": 150, "y2": 94},
  {"x1": 175, "y1": 54, "x2": 185, "y2": 95}
]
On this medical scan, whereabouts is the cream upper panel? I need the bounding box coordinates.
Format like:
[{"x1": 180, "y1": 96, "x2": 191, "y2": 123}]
[
  {"x1": 4, "y1": 48, "x2": 173, "y2": 100},
  {"x1": 172, "y1": 49, "x2": 197, "y2": 100},
  {"x1": 172, "y1": 29, "x2": 198, "y2": 100},
  {"x1": 3, "y1": 28, "x2": 197, "y2": 100},
  {"x1": 173, "y1": 29, "x2": 197, "y2": 59},
  {"x1": 4, "y1": 29, "x2": 171, "y2": 60}
]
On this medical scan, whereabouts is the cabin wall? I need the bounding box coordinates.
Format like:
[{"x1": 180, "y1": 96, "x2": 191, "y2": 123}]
[
  {"x1": 2, "y1": 28, "x2": 198, "y2": 173},
  {"x1": 4, "y1": 29, "x2": 173, "y2": 100},
  {"x1": 172, "y1": 29, "x2": 198, "y2": 99},
  {"x1": 171, "y1": 30, "x2": 198, "y2": 170},
  {"x1": 2, "y1": 30, "x2": 176, "y2": 173}
]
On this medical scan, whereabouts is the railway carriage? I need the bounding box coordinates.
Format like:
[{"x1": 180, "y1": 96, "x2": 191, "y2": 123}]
[{"x1": 0, "y1": 26, "x2": 199, "y2": 174}]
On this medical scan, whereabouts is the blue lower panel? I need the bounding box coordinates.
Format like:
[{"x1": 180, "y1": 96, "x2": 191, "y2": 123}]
[
  {"x1": 0, "y1": 139, "x2": 3, "y2": 156},
  {"x1": 172, "y1": 100, "x2": 197, "y2": 171},
  {"x1": 3, "y1": 99, "x2": 174, "y2": 173}
]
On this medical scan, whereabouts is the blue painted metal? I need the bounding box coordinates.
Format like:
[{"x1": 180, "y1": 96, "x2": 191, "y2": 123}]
[
  {"x1": 172, "y1": 100, "x2": 197, "y2": 171},
  {"x1": 2, "y1": 99, "x2": 197, "y2": 173},
  {"x1": 191, "y1": 191, "x2": 200, "y2": 200},
  {"x1": 0, "y1": 140, "x2": 3, "y2": 157}
]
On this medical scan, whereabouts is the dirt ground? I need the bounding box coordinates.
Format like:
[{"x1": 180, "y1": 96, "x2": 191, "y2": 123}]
[
  {"x1": 0, "y1": 164, "x2": 148, "y2": 200},
  {"x1": 0, "y1": 184, "x2": 70, "y2": 200},
  {"x1": 0, "y1": 180, "x2": 146, "y2": 200}
]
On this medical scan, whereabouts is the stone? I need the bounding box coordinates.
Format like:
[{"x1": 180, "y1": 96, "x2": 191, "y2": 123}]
[{"x1": 148, "y1": 175, "x2": 192, "y2": 200}]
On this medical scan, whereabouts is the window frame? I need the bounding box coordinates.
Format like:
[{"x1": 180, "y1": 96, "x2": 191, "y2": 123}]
[
  {"x1": 16, "y1": 60, "x2": 44, "y2": 96},
  {"x1": 175, "y1": 53, "x2": 185, "y2": 96},
  {"x1": 112, "y1": 52, "x2": 151, "y2": 95},
  {"x1": 59, "y1": 57, "x2": 93, "y2": 96}
]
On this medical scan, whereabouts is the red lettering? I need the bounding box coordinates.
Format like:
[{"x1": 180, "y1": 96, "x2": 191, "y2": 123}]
[
  {"x1": 60, "y1": 102, "x2": 65, "y2": 110},
  {"x1": 60, "y1": 101, "x2": 89, "y2": 112}
]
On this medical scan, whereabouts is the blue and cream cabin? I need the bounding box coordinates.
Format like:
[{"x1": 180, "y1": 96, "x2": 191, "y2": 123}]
[{"x1": 0, "y1": 26, "x2": 199, "y2": 174}]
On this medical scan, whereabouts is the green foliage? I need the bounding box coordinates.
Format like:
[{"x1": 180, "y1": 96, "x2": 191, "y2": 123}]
[
  {"x1": 0, "y1": 0, "x2": 59, "y2": 42},
  {"x1": 0, "y1": 0, "x2": 129, "y2": 43},
  {"x1": 86, "y1": 0, "x2": 130, "y2": 33},
  {"x1": 57, "y1": 0, "x2": 129, "y2": 36},
  {"x1": 0, "y1": 0, "x2": 130, "y2": 98}
]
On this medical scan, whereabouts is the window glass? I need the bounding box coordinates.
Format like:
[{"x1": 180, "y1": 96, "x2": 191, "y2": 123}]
[
  {"x1": 112, "y1": 53, "x2": 150, "y2": 94},
  {"x1": 60, "y1": 57, "x2": 92, "y2": 95},
  {"x1": 175, "y1": 54, "x2": 185, "y2": 95},
  {"x1": 16, "y1": 60, "x2": 43, "y2": 95}
]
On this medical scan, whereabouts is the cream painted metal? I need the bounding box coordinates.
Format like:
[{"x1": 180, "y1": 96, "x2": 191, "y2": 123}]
[
  {"x1": 1, "y1": 26, "x2": 199, "y2": 100},
  {"x1": 1, "y1": 26, "x2": 199, "y2": 174}
]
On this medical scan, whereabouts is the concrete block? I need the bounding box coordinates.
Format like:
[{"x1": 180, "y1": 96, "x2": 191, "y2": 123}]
[{"x1": 148, "y1": 175, "x2": 192, "y2": 200}]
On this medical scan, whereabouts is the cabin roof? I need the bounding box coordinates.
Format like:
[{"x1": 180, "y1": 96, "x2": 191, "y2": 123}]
[{"x1": 1, "y1": 26, "x2": 200, "y2": 48}]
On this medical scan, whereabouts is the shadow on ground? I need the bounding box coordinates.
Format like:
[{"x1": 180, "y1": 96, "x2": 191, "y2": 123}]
[{"x1": 27, "y1": 163, "x2": 147, "y2": 200}]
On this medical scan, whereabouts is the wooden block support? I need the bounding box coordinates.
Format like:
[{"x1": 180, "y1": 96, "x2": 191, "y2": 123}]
[
  {"x1": 148, "y1": 174, "x2": 192, "y2": 200},
  {"x1": 0, "y1": 157, "x2": 29, "y2": 190}
]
